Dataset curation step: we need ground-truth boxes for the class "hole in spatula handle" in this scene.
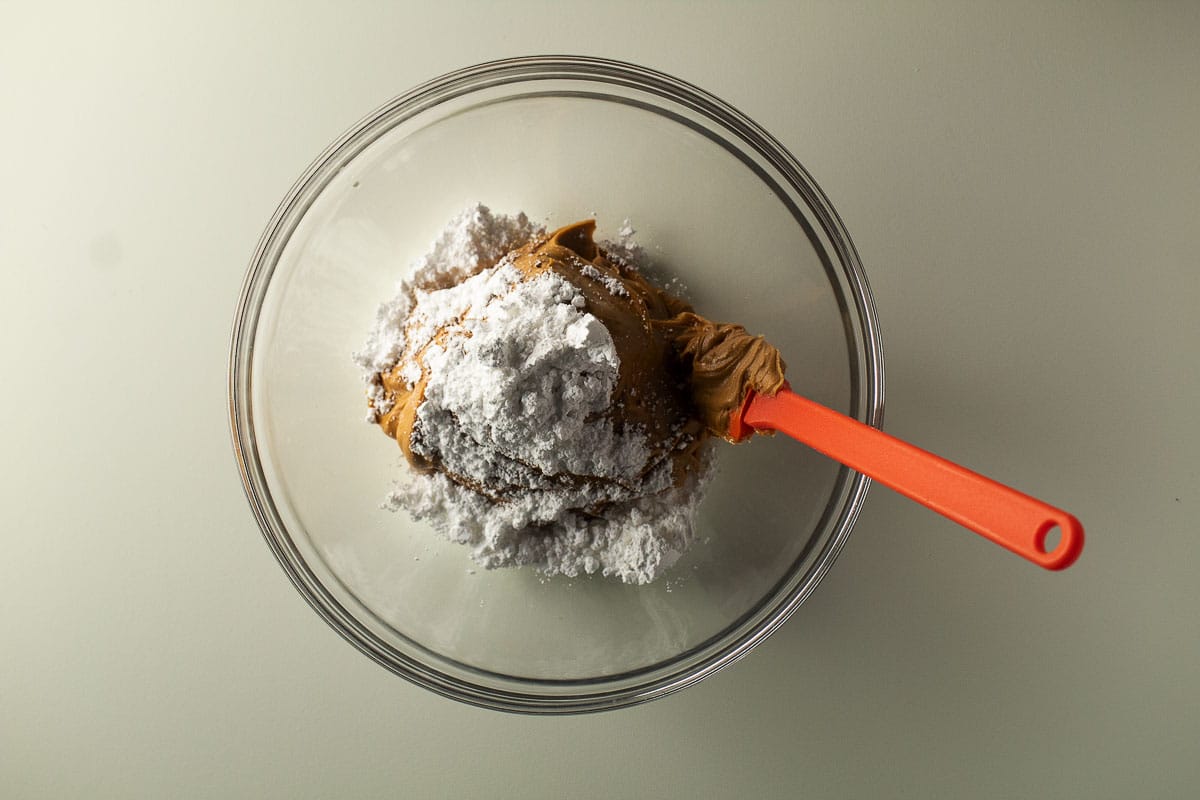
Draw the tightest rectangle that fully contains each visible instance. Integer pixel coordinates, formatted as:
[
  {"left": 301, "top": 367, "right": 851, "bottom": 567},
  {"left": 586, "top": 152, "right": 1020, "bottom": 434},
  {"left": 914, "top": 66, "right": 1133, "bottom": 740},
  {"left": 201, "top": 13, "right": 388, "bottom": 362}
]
[{"left": 1037, "top": 522, "right": 1063, "bottom": 555}]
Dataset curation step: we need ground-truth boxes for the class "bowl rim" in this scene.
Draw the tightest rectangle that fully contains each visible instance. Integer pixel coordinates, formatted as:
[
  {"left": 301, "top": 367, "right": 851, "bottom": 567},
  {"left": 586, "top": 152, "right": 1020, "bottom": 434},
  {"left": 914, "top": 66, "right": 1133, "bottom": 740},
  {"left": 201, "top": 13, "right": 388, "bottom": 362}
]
[{"left": 228, "top": 54, "right": 885, "bottom": 714}]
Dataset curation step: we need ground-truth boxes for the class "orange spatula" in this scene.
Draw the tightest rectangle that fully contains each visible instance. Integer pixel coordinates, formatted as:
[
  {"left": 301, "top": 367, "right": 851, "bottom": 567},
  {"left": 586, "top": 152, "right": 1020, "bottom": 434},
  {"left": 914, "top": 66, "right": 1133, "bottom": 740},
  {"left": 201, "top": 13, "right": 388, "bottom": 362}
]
[{"left": 730, "top": 384, "right": 1084, "bottom": 570}]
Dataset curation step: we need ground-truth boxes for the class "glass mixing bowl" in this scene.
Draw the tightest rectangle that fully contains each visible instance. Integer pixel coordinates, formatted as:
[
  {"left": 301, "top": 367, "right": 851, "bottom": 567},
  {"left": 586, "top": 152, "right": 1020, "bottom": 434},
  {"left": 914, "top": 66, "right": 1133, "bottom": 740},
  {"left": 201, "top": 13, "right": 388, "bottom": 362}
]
[{"left": 229, "top": 56, "right": 883, "bottom": 713}]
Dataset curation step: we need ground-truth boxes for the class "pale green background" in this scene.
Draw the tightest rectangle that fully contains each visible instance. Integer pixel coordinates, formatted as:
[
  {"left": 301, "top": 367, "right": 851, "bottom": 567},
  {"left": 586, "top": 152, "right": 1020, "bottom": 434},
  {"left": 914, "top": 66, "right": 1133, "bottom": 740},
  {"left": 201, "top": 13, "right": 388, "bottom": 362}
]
[{"left": 2, "top": 2, "right": 1197, "bottom": 798}]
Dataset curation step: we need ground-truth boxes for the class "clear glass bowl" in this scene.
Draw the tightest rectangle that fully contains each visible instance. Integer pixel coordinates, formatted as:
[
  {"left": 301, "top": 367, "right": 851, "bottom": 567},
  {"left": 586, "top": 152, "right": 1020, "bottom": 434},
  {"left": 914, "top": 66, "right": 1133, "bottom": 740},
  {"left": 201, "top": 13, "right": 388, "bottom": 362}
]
[{"left": 229, "top": 56, "right": 883, "bottom": 713}]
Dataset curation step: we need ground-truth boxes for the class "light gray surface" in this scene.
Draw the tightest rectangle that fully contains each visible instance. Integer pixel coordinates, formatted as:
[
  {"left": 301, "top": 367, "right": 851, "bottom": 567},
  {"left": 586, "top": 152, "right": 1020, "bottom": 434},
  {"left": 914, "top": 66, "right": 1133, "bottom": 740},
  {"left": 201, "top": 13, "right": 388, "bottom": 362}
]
[{"left": 2, "top": 2, "right": 1197, "bottom": 798}]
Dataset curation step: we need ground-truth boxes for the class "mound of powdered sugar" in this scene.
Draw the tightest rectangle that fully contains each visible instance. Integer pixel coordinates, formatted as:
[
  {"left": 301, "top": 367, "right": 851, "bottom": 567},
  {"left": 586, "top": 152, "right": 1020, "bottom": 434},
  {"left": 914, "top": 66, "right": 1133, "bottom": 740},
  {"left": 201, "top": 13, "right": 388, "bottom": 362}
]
[{"left": 355, "top": 204, "right": 712, "bottom": 584}]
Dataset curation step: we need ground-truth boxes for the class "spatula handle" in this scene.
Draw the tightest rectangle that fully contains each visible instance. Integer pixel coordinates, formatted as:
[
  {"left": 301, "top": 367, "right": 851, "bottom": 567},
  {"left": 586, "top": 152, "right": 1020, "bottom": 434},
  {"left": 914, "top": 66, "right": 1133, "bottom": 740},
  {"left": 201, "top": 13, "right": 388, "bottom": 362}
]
[{"left": 744, "top": 389, "right": 1083, "bottom": 570}]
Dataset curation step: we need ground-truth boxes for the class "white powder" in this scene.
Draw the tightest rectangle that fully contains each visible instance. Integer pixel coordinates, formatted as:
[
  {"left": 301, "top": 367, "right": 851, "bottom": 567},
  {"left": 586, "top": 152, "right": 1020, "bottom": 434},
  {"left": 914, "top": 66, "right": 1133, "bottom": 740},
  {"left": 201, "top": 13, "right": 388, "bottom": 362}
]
[
  {"left": 356, "top": 205, "right": 542, "bottom": 419},
  {"left": 355, "top": 205, "right": 711, "bottom": 584},
  {"left": 578, "top": 262, "right": 630, "bottom": 297}
]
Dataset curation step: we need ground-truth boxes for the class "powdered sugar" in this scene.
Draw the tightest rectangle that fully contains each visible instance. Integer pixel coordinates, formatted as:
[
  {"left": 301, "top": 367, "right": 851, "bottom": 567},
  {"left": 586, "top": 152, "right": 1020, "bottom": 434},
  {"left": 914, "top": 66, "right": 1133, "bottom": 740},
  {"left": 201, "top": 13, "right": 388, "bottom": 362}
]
[
  {"left": 356, "top": 205, "right": 711, "bottom": 584},
  {"left": 578, "top": 263, "right": 630, "bottom": 297},
  {"left": 355, "top": 205, "right": 541, "bottom": 419}
]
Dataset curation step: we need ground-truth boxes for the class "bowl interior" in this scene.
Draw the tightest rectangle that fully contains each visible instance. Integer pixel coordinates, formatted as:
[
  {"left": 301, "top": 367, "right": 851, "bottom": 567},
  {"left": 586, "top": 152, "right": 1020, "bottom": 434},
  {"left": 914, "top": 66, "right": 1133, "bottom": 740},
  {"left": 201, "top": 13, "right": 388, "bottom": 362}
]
[{"left": 238, "top": 61, "right": 877, "bottom": 707}]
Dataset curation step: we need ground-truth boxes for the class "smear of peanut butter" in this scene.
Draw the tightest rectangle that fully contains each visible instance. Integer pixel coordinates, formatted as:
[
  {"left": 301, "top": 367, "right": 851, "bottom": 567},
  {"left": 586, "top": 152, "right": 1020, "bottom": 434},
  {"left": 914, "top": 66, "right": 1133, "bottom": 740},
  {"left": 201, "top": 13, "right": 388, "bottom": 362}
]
[
  {"left": 378, "top": 350, "right": 431, "bottom": 472},
  {"left": 372, "top": 220, "right": 786, "bottom": 497}
]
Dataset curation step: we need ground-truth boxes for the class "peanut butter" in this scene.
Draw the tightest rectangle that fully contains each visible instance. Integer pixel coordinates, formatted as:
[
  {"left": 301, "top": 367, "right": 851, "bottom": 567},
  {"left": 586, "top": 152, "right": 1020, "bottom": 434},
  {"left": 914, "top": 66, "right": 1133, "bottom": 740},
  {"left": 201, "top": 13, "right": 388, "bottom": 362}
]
[{"left": 656, "top": 311, "right": 787, "bottom": 441}]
